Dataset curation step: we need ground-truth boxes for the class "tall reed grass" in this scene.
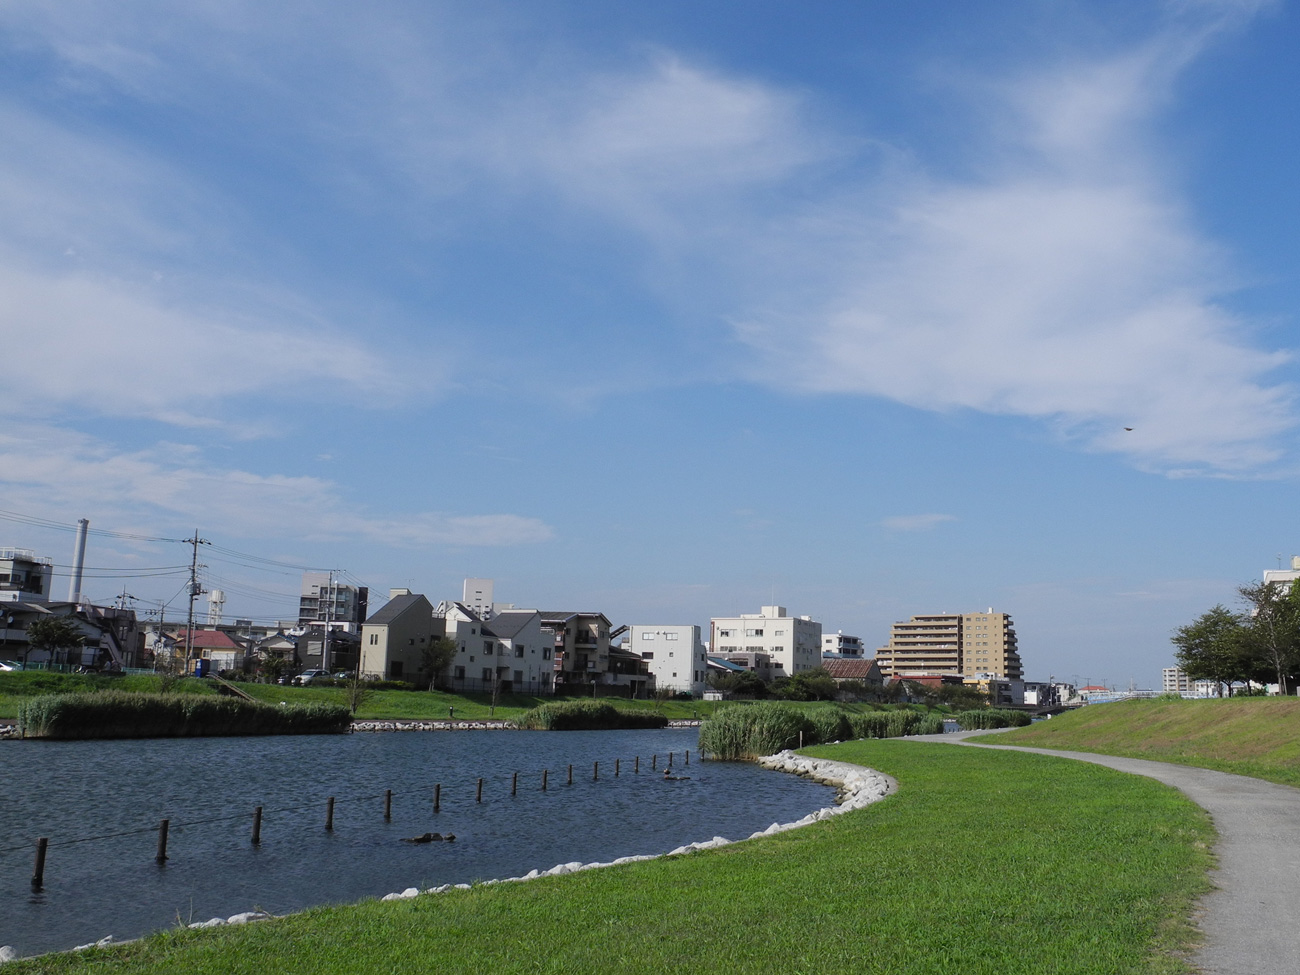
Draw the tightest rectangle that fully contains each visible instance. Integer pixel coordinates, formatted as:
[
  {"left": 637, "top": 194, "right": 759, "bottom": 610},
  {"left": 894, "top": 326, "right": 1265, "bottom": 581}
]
[
  {"left": 517, "top": 700, "right": 669, "bottom": 730},
  {"left": 700, "top": 703, "right": 946, "bottom": 760},
  {"left": 954, "top": 707, "right": 1032, "bottom": 730},
  {"left": 17, "top": 691, "right": 351, "bottom": 739}
]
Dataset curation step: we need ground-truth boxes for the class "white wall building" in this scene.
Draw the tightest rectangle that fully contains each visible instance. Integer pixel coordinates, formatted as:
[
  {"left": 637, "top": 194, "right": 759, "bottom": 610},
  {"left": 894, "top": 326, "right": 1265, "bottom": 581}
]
[
  {"left": 710, "top": 605, "right": 822, "bottom": 678},
  {"left": 821, "top": 631, "right": 864, "bottom": 658},
  {"left": 440, "top": 602, "right": 554, "bottom": 695},
  {"left": 629, "top": 624, "right": 707, "bottom": 696}
]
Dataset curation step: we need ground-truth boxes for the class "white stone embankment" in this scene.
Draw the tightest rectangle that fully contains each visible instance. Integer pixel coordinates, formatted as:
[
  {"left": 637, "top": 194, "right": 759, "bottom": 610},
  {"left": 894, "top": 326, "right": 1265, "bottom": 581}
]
[{"left": 0, "top": 750, "right": 893, "bottom": 962}]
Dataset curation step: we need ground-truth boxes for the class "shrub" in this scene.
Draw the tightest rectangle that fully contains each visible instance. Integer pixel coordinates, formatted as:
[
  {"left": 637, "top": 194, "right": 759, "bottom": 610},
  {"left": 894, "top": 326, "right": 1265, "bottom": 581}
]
[
  {"left": 517, "top": 700, "right": 669, "bottom": 731},
  {"left": 698, "top": 703, "right": 815, "bottom": 760},
  {"left": 17, "top": 692, "right": 351, "bottom": 739}
]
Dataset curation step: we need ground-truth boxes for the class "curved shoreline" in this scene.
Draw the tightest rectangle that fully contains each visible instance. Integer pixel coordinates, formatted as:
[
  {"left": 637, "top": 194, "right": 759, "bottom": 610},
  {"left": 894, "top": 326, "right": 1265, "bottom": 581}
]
[{"left": 5, "top": 751, "right": 892, "bottom": 960}]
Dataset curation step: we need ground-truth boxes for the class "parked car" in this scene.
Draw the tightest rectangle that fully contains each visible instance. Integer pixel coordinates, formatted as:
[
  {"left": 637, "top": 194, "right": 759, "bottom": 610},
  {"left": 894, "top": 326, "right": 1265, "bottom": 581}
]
[
  {"left": 293, "top": 669, "right": 331, "bottom": 685},
  {"left": 331, "top": 671, "right": 354, "bottom": 681},
  {"left": 0, "top": 660, "right": 22, "bottom": 671}
]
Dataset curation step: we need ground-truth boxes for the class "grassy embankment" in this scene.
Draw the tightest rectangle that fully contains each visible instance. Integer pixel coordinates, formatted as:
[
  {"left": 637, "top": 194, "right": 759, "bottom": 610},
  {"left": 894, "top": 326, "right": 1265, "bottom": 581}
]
[
  {"left": 980, "top": 696, "right": 1300, "bottom": 788},
  {"left": 4, "top": 739, "right": 1213, "bottom": 975}
]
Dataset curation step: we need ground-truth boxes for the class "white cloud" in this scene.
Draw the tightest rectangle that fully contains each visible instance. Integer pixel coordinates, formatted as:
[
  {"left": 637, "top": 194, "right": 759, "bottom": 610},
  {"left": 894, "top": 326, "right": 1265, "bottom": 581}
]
[
  {"left": 730, "top": 10, "right": 1293, "bottom": 474},
  {"left": 880, "top": 514, "right": 957, "bottom": 533},
  {"left": 0, "top": 426, "right": 555, "bottom": 548}
]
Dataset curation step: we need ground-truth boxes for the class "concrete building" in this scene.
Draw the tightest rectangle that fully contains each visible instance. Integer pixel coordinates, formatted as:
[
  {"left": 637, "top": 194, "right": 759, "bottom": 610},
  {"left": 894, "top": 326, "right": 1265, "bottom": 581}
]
[
  {"left": 821, "top": 631, "right": 865, "bottom": 658},
  {"left": 0, "top": 548, "right": 53, "bottom": 603},
  {"left": 710, "top": 606, "right": 822, "bottom": 678},
  {"left": 629, "top": 624, "right": 707, "bottom": 696},
  {"left": 1262, "top": 556, "right": 1300, "bottom": 590},
  {"left": 1163, "top": 667, "right": 1192, "bottom": 695},
  {"left": 298, "top": 572, "right": 368, "bottom": 632},
  {"left": 709, "top": 650, "right": 781, "bottom": 683},
  {"left": 360, "top": 590, "right": 441, "bottom": 683},
  {"left": 876, "top": 609, "right": 1022, "bottom": 680}
]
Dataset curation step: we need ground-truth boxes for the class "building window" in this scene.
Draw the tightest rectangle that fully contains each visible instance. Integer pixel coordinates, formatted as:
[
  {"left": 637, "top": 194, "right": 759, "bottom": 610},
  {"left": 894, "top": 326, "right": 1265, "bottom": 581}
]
[
  {"left": 664, "top": 632, "right": 679, "bottom": 641},
  {"left": 641, "top": 632, "right": 656, "bottom": 640},
  {"left": 484, "top": 640, "right": 493, "bottom": 654},
  {"left": 482, "top": 668, "right": 492, "bottom": 681},
  {"left": 543, "top": 648, "right": 552, "bottom": 660},
  {"left": 718, "top": 629, "right": 733, "bottom": 637},
  {"left": 514, "top": 646, "right": 524, "bottom": 658},
  {"left": 745, "top": 629, "right": 764, "bottom": 637},
  {"left": 454, "top": 666, "right": 465, "bottom": 679},
  {"left": 642, "top": 652, "right": 654, "bottom": 660}
]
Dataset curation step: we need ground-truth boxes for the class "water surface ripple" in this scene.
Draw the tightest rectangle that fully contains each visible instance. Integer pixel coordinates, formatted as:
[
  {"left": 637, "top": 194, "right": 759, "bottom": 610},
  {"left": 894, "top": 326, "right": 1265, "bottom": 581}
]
[{"left": 0, "top": 728, "right": 832, "bottom": 956}]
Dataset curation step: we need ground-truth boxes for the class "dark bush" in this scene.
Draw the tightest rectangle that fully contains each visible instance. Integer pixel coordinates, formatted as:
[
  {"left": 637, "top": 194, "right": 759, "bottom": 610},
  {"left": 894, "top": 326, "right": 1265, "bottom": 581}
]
[{"left": 517, "top": 700, "right": 669, "bottom": 730}]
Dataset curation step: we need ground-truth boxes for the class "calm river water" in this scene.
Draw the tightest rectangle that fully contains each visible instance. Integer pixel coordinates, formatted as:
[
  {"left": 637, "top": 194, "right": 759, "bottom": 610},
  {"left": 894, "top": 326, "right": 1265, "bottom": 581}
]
[{"left": 0, "top": 728, "right": 833, "bottom": 957}]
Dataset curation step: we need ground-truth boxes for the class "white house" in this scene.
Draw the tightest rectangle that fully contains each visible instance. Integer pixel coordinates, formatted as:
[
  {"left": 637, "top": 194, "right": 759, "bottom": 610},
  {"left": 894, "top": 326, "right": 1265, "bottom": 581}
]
[
  {"left": 628, "top": 624, "right": 707, "bottom": 696},
  {"left": 439, "top": 602, "right": 554, "bottom": 695}
]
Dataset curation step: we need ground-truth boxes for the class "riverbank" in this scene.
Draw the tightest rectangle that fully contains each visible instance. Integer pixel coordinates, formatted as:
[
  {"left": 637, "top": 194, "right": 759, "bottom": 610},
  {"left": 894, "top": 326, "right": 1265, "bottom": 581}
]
[{"left": 0, "top": 739, "right": 1212, "bottom": 974}]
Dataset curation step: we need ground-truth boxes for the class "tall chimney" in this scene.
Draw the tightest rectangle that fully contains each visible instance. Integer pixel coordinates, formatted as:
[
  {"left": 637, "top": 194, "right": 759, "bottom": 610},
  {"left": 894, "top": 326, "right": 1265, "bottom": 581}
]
[{"left": 68, "top": 518, "right": 89, "bottom": 603}]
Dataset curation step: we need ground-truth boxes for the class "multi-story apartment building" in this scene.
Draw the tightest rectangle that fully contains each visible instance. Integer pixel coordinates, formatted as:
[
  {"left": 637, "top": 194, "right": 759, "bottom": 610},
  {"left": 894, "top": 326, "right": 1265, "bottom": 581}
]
[
  {"left": 876, "top": 609, "right": 1022, "bottom": 679},
  {"left": 298, "top": 572, "right": 368, "bottom": 632},
  {"left": 710, "top": 606, "right": 822, "bottom": 678},
  {"left": 1162, "top": 667, "right": 1191, "bottom": 695},
  {"left": 0, "top": 548, "right": 53, "bottom": 603},
  {"left": 821, "top": 631, "right": 865, "bottom": 658},
  {"left": 629, "top": 624, "right": 707, "bottom": 696}
]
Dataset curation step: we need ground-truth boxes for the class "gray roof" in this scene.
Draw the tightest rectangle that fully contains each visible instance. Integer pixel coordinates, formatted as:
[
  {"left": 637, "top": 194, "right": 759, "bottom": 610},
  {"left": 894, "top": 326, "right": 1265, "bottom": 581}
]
[
  {"left": 365, "top": 593, "right": 431, "bottom": 626},
  {"left": 483, "top": 610, "right": 539, "bottom": 641}
]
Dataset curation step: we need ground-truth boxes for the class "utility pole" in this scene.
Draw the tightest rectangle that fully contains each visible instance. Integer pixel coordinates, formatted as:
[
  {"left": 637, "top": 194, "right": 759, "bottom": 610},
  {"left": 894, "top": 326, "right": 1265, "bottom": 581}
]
[
  {"left": 183, "top": 531, "right": 210, "bottom": 674},
  {"left": 322, "top": 568, "right": 336, "bottom": 674}
]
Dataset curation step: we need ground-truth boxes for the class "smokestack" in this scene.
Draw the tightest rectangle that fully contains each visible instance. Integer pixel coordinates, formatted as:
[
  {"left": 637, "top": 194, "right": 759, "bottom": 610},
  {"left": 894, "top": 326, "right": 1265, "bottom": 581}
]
[{"left": 68, "top": 518, "right": 89, "bottom": 603}]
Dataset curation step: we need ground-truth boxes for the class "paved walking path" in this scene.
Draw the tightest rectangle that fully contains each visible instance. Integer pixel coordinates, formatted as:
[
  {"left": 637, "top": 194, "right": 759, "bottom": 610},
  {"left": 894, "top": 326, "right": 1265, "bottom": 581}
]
[{"left": 913, "top": 731, "right": 1300, "bottom": 975}]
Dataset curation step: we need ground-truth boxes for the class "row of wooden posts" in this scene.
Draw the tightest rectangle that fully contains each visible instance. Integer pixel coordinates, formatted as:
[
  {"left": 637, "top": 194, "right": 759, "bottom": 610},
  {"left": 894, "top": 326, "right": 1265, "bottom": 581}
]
[{"left": 29, "top": 750, "right": 688, "bottom": 888}]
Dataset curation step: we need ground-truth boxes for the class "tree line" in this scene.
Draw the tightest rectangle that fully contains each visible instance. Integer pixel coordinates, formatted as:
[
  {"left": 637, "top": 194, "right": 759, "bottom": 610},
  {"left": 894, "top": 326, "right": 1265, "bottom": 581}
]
[{"left": 1172, "top": 580, "right": 1300, "bottom": 695}]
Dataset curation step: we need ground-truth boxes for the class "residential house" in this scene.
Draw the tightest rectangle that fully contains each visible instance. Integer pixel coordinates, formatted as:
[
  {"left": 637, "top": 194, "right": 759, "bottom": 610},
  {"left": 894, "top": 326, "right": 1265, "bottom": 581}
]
[
  {"left": 440, "top": 602, "right": 555, "bottom": 695},
  {"left": 360, "top": 590, "right": 441, "bottom": 683},
  {"left": 823, "top": 657, "right": 884, "bottom": 690}
]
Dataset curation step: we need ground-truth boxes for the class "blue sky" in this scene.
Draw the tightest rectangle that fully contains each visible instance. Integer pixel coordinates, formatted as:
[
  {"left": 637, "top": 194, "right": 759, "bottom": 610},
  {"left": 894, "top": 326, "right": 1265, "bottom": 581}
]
[{"left": 2, "top": 0, "right": 1298, "bottom": 688}]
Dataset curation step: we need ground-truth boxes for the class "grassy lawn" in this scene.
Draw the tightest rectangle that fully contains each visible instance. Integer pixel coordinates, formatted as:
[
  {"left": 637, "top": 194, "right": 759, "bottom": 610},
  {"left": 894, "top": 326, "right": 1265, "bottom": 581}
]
[
  {"left": 6, "top": 740, "right": 1213, "bottom": 975},
  {"left": 981, "top": 697, "right": 1300, "bottom": 788}
]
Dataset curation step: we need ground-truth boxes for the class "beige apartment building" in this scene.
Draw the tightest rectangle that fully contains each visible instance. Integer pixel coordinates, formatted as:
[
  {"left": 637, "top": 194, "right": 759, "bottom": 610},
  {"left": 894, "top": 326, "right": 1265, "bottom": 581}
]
[{"left": 876, "top": 609, "right": 1022, "bottom": 680}]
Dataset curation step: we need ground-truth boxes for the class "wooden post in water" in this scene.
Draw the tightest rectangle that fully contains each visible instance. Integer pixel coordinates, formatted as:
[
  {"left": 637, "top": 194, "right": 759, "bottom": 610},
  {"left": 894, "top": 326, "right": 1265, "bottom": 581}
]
[
  {"left": 593, "top": 761, "right": 599, "bottom": 781},
  {"left": 434, "top": 783, "right": 441, "bottom": 813},
  {"left": 635, "top": 755, "right": 640, "bottom": 774},
  {"left": 476, "top": 778, "right": 484, "bottom": 803},
  {"left": 542, "top": 769, "right": 549, "bottom": 791},
  {"left": 155, "top": 820, "right": 170, "bottom": 863},
  {"left": 668, "top": 751, "right": 673, "bottom": 767},
  {"left": 252, "top": 806, "right": 263, "bottom": 845},
  {"left": 512, "top": 772, "right": 518, "bottom": 797},
  {"left": 567, "top": 764, "right": 573, "bottom": 785},
  {"left": 652, "top": 754, "right": 657, "bottom": 771},
  {"left": 31, "top": 837, "right": 48, "bottom": 888},
  {"left": 384, "top": 790, "right": 392, "bottom": 821},
  {"left": 325, "top": 798, "right": 335, "bottom": 831},
  {"left": 685, "top": 749, "right": 690, "bottom": 766},
  {"left": 615, "top": 758, "right": 620, "bottom": 777}
]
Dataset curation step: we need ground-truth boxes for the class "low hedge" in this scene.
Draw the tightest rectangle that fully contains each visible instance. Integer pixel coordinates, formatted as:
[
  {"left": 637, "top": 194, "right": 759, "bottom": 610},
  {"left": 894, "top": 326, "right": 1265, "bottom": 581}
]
[
  {"left": 17, "top": 691, "right": 351, "bottom": 739},
  {"left": 517, "top": 700, "right": 669, "bottom": 731}
]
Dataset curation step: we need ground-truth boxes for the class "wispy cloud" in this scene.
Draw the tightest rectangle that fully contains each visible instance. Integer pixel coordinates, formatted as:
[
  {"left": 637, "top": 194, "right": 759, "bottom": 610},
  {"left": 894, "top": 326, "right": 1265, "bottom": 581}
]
[
  {"left": 0, "top": 426, "right": 555, "bottom": 548},
  {"left": 880, "top": 513, "right": 957, "bottom": 533}
]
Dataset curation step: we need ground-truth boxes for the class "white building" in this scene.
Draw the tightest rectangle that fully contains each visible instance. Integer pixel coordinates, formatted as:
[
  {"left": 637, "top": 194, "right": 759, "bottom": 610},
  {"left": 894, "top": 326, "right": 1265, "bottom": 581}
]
[
  {"left": 0, "top": 548, "right": 53, "bottom": 603},
  {"left": 710, "top": 605, "right": 822, "bottom": 678},
  {"left": 439, "top": 602, "right": 554, "bottom": 695},
  {"left": 821, "top": 631, "right": 864, "bottom": 658},
  {"left": 629, "top": 624, "right": 707, "bottom": 696},
  {"left": 1263, "top": 556, "right": 1300, "bottom": 589},
  {"left": 1162, "top": 667, "right": 1191, "bottom": 695}
]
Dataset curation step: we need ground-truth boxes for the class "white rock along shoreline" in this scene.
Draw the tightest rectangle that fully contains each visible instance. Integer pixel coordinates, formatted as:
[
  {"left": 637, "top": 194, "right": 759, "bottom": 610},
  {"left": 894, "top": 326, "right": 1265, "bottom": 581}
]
[{"left": 0, "top": 750, "right": 894, "bottom": 962}]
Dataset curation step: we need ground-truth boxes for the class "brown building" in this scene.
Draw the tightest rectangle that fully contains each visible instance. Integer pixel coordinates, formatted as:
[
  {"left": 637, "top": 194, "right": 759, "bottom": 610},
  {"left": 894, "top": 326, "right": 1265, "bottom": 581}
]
[{"left": 876, "top": 609, "right": 1022, "bottom": 680}]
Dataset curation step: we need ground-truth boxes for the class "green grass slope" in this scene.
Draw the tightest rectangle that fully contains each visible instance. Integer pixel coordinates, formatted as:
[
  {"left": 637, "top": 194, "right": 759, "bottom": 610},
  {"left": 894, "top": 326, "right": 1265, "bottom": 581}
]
[
  {"left": 982, "top": 697, "right": 1300, "bottom": 788},
  {"left": 8, "top": 740, "right": 1213, "bottom": 975}
]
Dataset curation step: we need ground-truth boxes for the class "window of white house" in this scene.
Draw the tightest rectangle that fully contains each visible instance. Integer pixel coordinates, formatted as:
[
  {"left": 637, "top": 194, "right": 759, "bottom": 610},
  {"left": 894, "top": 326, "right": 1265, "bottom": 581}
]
[
  {"left": 514, "top": 670, "right": 523, "bottom": 683},
  {"left": 515, "top": 646, "right": 524, "bottom": 658},
  {"left": 641, "top": 632, "right": 656, "bottom": 640},
  {"left": 454, "top": 666, "right": 465, "bottom": 679},
  {"left": 481, "top": 668, "right": 492, "bottom": 681},
  {"left": 664, "top": 632, "right": 679, "bottom": 640},
  {"left": 483, "top": 640, "right": 493, "bottom": 654},
  {"left": 543, "top": 648, "right": 552, "bottom": 660},
  {"left": 745, "top": 629, "right": 763, "bottom": 637},
  {"left": 718, "top": 629, "right": 734, "bottom": 637},
  {"left": 642, "top": 652, "right": 654, "bottom": 660}
]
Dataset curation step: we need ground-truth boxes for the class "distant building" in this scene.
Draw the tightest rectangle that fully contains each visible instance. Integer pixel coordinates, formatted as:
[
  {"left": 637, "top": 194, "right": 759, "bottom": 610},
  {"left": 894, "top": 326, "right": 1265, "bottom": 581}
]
[
  {"left": 710, "top": 606, "right": 822, "bottom": 678},
  {"left": 0, "top": 548, "right": 53, "bottom": 603},
  {"left": 298, "top": 572, "right": 368, "bottom": 632},
  {"left": 1263, "top": 556, "right": 1300, "bottom": 590},
  {"left": 821, "top": 632, "right": 865, "bottom": 658},
  {"left": 1163, "top": 667, "right": 1191, "bottom": 695},
  {"left": 823, "top": 657, "right": 884, "bottom": 689},
  {"left": 440, "top": 602, "right": 555, "bottom": 695},
  {"left": 876, "top": 609, "right": 1022, "bottom": 680},
  {"left": 629, "top": 624, "right": 707, "bottom": 696}
]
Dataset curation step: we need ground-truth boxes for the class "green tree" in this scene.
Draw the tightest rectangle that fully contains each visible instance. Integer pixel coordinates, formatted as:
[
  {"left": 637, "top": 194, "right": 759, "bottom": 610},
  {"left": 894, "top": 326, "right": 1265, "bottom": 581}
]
[
  {"left": 1237, "top": 581, "right": 1300, "bottom": 695},
  {"left": 23, "top": 615, "right": 87, "bottom": 667},
  {"left": 421, "top": 636, "right": 458, "bottom": 690},
  {"left": 1172, "top": 604, "right": 1248, "bottom": 696}
]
